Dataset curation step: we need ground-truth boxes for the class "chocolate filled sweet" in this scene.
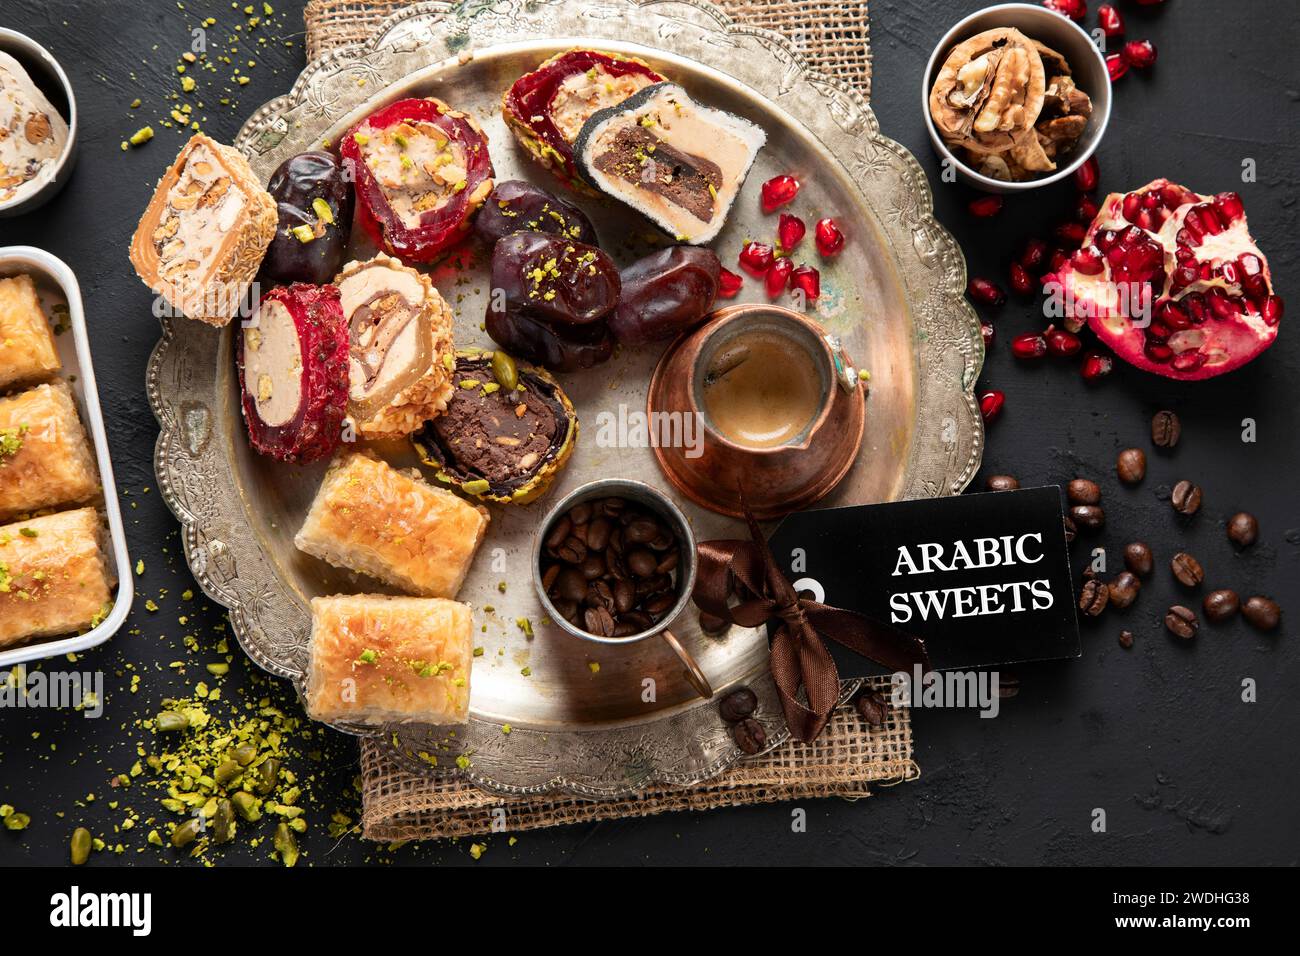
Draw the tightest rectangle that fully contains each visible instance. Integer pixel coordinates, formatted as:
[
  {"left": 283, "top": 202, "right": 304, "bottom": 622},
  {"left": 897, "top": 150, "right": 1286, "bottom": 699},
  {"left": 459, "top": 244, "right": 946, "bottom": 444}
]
[
  {"left": 413, "top": 350, "right": 577, "bottom": 505},
  {"left": 340, "top": 97, "right": 494, "bottom": 264},
  {"left": 473, "top": 179, "right": 598, "bottom": 247},
  {"left": 263, "top": 151, "right": 355, "bottom": 285},
  {"left": 501, "top": 49, "right": 665, "bottom": 191},
  {"left": 335, "top": 255, "right": 455, "bottom": 439},
  {"left": 237, "top": 283, "right": 350, "bottom": 464},
  {"left": 573, "top": 82, "right": 765, "bottom": 244}
]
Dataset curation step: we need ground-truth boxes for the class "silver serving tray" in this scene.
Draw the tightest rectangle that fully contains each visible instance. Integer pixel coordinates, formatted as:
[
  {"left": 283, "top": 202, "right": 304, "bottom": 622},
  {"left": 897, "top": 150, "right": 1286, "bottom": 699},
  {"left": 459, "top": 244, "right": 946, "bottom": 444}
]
[{"left": 147, "top": 0, "right": 983, "bottom": 798}]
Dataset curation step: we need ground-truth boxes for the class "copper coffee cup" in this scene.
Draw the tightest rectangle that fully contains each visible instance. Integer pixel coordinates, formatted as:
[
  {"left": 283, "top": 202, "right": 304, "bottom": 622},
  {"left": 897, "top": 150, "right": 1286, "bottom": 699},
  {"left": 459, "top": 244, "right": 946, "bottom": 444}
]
[{"left": 647, "top": 304, "right": 866, "bottom": 519}]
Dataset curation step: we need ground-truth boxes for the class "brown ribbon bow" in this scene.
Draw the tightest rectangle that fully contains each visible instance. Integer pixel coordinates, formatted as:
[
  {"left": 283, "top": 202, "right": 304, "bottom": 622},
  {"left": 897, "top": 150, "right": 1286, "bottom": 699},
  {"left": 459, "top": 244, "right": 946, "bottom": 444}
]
[{"left": 694, "top": 501, "right": 930, "bottom": 743}]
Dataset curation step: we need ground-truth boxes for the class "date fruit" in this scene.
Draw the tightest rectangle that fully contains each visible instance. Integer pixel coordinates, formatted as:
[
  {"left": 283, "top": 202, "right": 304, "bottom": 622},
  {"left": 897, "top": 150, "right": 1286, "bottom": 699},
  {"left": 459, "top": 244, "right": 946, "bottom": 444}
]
[
  {"left": 609, "top": 246, "right": 720, "bottom": 345},
  {"left": 263, "top": 151, "right": 354, "bottom": 285},
  {"left": 473, "top": 179, "right": 598, "bottom": 247}
]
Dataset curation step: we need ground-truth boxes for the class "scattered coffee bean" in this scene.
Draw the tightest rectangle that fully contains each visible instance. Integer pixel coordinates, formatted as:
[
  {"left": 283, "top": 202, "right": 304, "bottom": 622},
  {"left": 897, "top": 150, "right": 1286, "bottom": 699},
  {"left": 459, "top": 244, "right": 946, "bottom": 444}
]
[
  {"left": 1070, "top": 504, "right": 1105, "bottom": 532},
  {"left": 1170, "top": 480, "right": 1202, "bottom": 516},
  {"left": 1170, "top": 551, "right": 1204, "bottom": 588},
  {"left": 1226, "top": 512, "right": 1258, "bottom": 549},
  {"left": 985, "top": 474, "right": 1020, "bottom": 491},
  {"left": 718, "top": 687, "right": 758, "bottom": 723},
  {"left": 1202, "top": 589, "right": 1240, "bottom": 623},
  {"left": 1063, "top": 515, "right": 1077, "bottom": 543},
  {"left": 1164, "top": 605, "right": 1198, "bottom": 639},
  {"left": 1151, "top": 410, "right": 1181, "bottom": 448},
  {"left": 1116, "top": 448, "right": 1147, "bottom": 485},
  {"left": 854, "top": 689, "right": 889, "bottom": 727},
  {"left": 1242, "top": 596, "right": 1281, "bottom": 632},
  {"left": 1108, "top": 571, "right": 1141, "bottom": 609},
  {"left": 732, "top": 717, "right": 767, "bottom": 754},
  {"left": 1124, "top": 542, "right": 1154, "bottom": 577},
  {"left": 699, "top": 611, "right": 728, "bottom": 635},
  {"left": 543, "top": 496, "right": 682, "bottom": 636},
  {"left": 1067, "top": 479, "right": 1101, "bottom": 505},
  {"left": 1118, "top": 629, "right": 1134, "bottom": 649},
  {"left": 1079, "top": 577, "right": 1109, "bottom": 617}
]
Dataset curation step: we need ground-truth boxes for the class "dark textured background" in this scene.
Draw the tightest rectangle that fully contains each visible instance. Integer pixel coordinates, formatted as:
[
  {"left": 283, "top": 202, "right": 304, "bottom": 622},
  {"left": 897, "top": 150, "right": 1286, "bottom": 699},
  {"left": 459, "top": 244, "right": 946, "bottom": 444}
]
[{"left": 0, "top": 0, "right": 1296, "bottom": 866}]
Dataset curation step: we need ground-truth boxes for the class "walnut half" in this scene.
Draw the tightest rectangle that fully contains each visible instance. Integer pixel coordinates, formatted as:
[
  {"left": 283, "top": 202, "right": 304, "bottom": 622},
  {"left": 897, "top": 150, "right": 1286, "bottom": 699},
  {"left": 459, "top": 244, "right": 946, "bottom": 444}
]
[{"left": 929, "top": 28, "right": 1046, "bottom": 156}]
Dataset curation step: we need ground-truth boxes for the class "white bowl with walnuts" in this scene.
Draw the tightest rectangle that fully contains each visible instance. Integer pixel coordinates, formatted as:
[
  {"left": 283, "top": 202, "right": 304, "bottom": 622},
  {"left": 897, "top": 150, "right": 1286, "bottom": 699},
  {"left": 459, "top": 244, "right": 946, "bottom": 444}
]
[{"left": 922, "top": 3, "right": 1111, "bottom": 192}]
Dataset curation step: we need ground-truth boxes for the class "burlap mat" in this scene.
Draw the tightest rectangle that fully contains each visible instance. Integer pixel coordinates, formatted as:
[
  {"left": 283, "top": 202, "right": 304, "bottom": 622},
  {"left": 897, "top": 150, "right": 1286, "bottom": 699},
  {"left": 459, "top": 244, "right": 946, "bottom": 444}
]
[
  {"left": 305, "top": 0, "right": 889, "bottom": 841},
  {"left": 303, "top": 0, "right": 871, "bottom": 100}
]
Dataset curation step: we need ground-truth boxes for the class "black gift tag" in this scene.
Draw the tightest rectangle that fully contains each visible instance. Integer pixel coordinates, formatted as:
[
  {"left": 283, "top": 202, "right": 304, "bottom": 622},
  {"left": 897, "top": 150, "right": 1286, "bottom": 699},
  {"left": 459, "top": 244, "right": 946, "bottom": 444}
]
[{"left": 767, "top": 486, "right": 1079, "bottom": 674}]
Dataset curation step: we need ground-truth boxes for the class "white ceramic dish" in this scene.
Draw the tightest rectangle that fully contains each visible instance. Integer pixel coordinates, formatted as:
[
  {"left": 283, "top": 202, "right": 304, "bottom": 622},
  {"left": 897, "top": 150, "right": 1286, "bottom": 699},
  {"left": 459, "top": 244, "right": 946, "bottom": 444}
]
[
  {"left": 0, "top": 246, "right": 132, "bottom": 666},
  {"left": 0, "top": 28, "right": 79, "bottom": 217},
  {"left": 922, "top": 3, "right": 1111, "bottom": 193}
]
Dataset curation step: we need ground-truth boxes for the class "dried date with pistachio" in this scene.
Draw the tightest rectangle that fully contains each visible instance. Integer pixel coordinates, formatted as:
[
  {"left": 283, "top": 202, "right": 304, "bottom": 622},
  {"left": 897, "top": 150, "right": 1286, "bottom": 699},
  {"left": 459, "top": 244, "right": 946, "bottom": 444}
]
[
  {"left": 263, "top": 150, "right": 355, "bottom": 285},
  {"left": 474, "top": 179, "right": 598, "bottom": 246}
]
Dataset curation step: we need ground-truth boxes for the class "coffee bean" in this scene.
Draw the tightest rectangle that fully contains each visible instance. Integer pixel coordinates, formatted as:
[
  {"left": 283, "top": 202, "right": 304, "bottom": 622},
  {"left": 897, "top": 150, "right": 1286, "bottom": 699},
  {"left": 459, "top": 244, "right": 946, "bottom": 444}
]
[
  {"left": 1164, "top": 605, "right": 1198, "bottom": 639},
  {"left": 583, "top": 605, "right": 615, "bottom": 637},
  {"left": 1079, "top": 577, "right": 1109, "bottom": 617},
  {"left": 655, "top": 549, "right": 680, "bottom": 574},
  {"left": 985, "top": 474, "right": 1020, "bottom": 491},
  {"left": 1067, "top": 479, "right": 1101, "bottom": 505},
  {"left": 556, "top": 536, "right": 587, "bottom": 564},
  {"left": 599, "top": 496, "right": 626, "bottom": 517},
  {"left": 585, "top": 579, "right": 615, "bottom": 611},
  {"left": 624, "top": 518, "right": 659, "bottom": 544},
  {"left": 613, "top": 579, "right": 636, "bottom": 614},
  {"left": 718, "top": 687, "right": 758, "bottom": 723},
  {"left": 1108, "top": 571, "right": 1141, "bottom": 609},
  {"left": 569, "top": 502, "right": 592, "bottom": 525},
  {"left": 1226, "top": 512, "right": 1258, "bottom": 548},
  {"left": 1151, "top": 410, "right": 1181, "bottom": 448},
  {"left": 1124, "top": 542, "right": 1154, "bottom": 577},
  {"left": 1063, "top": 515, "right": 1077, "bottom": 543},
  {"left": 541, "top": 563, "right": 560, "bottom": 592},
  {"left": 553, "top": 567, "right": 588, "bottom": 603},
  {"left": 579, "top": 553, "right": 606, "bottom": 580},
  {"left": 1170, "top": 480, "right": 1202, "bottom": 516},
  {"left": 1070, "top": 504, "right": 1105, "bottom": 532},
  {"left": 1118, "top": 630, "right": 1134, "bottom": 649},
  {"left": 544, "top": 515, "right": 572, "bottom": 550},
  {"left": 699, "top": 611, "right": 728, "bottom": 634},
  {"left": 1116, "top": 448, "right": 1147, "bottom": 485},
  {"left": 732, "top": 718, "right": 767, "bottom": 754},
  {"left": 627, "top": 548, "right": 657, "bottom": 577},
  {"left": 1242, "top": 596, "right": 1281, "bottom": 631},
  {"left": 1203, "top": 589, "right": 1240, "bottom": 623},
  {"left": 854, "top": 689, "right": 888, "bottom": 727},
  {"left": 644, "top": 592, "right": 677, "bottom": 617},
  {"left": 1170, "top": 551, "right": 1204, "bottom": 588},
  {"left": 586, "top": 516, "right": 611, "bottom": 551}
]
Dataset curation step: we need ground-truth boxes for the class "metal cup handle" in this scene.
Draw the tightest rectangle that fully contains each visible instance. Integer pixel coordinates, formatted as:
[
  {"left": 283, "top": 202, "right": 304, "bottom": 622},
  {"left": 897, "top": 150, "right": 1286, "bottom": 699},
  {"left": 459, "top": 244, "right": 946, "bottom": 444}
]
[{"left": 659, "top": 629, "right": 713, "bottom": 700}]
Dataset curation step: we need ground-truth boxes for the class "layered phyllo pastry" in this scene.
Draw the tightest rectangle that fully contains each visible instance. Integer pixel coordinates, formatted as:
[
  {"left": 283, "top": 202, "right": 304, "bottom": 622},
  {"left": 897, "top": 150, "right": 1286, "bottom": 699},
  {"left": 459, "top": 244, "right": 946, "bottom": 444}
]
[
  {"left": 305, "top": 594, "right": 473, "bottom": 725},
  {"left": 295, "top": 451, "right": 489, "bottom": 599},
  {"left": 0, "top": 508, "right": 115, "bottom": 649},
  {"left": 129, "top": 133, "right": 277, "bottom": 326},
  {"left": 0, "top": 273, "right": 61, "bottom": 390},
  {"left": 0, "top": 381, "right": 99, "bottom": 522}
]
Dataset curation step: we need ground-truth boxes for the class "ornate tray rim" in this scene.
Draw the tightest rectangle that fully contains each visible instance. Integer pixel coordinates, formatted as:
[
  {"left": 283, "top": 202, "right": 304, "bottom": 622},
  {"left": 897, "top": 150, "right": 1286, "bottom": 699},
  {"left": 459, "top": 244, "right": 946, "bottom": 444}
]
[{"left": 147, "top": 0, "right": 983, "bottom": 799}]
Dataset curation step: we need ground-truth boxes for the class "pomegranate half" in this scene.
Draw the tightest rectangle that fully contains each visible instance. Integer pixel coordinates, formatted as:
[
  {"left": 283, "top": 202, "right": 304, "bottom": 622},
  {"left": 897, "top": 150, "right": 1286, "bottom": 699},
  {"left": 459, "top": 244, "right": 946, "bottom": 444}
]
[{"left": 1050, "top": 179, "right": 1283, "bottom": 380}]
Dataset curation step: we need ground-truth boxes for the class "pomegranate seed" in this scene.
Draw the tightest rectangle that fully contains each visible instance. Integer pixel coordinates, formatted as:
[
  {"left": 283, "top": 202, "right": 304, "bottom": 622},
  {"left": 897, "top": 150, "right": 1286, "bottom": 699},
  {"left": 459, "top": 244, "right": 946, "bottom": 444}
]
[
  {"left": 979, "top": 390, "right": 1005, "bottom": 424},
  {"left": 1075, "top": 194, "right": 1099, "bottom": 223},
  {"left": 765, "top": 257, "right": 793, "bottom": 297},
  {"left": 1106, "top": 53, "right": 1128, "bottom": 82},
  {"left": 738, "top": 241, "right": 774, "bottom": 276},
  {"left": 1007, "top": 262, "right": 1033, "bottom": 297},
  {"left": 1074, "top": 157, "right": 1099, "bottom": 193},
  {"left": 1045, "top": 326, "right": 1082, "bottom": 357},
  {"left": 760, "top": 174, "right": 799, "bottom": 213},
  {"left": 1011, "top": 332, "right": 1048, "bottom": 360},
  {"left": 981, "top": 322, "right": 995, "bottom": 348},
  {"left": 1080, "top": 350, "right": 1114, "bottom": 382},
  {"left": 1020, "top": 238, "right": 1049, "bottom": 272},
  {"left": 1054, "top": 221, "right": 1087, "bottom": 247},
  {"left": 1121, "top": 39, "right": 1157, "bottom": 70},
  {"left": 1262, "top": 295, "right": 1285, "bottom": 326},
  {"left": 1041, "top": 0, "right": 1085, "bottom": 21},
  {"left": 1121, "top": 192, "right": 1142, "bottom": 222},
  {"left": 814, "top": 217, "right": 845, "bottom": 257},
  {"left": 1047, "top": 248, "right": 1070, "bottom": 274},
  {"left": 968, "top": 194, "right": 1005, "bottom": 218},
  {"left": 789, "top": 264, "right": 820, "bottom": 302},
  {"left": 1097, "top": 4, "right": 1124, "bottom": 37},
  {"left": 717, "top": 267, "right": 743, "bottom": 298},
  {"left": 1071, "top": 248, "right": 1104, "bottom": 275},
  {"left": 967, "top": 276, "right": 1006, "bottom": 307},
  {"left": 777, "top": 213, "right": 806, "bottom": 252},
  {"left": 1214, "top": 191, "right": 1245, "bottom": 223}
]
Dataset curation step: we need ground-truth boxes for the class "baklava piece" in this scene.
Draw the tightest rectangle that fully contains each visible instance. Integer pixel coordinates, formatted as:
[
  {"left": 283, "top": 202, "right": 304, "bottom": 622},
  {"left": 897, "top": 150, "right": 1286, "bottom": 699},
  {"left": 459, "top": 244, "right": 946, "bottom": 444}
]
[
  {"left": 335, "top": 255, "right": 455, "bottom": 439},
  {"left": 237, "top": 283, "right": 349, "bottom": 464},
  {"left": 129, "top": 133, "right": 277, "bottom": 326},
  {"left": 413, "top": 350, "right": 577, "bottom": 505},
  {"left": 574, "top": 82, "right": 766, "bottom": 244},
  {"left": 502, "top": 49, "right": 664, "bottom": 191},
  {"left": 0, "top": 508, "right": 115, "bottom": 649},
  {"left": 341, "top": 97, "right": 494, "bottom": 264},
  {"left": 0, "top": 381, "right": 99, "bottom": 522},
  {"left": 305, "top": 594, "right": 473, "bottom": 726},
  {"left": 0, "top": 273, "right": 60, "bottom": 390},
  {"left": 0, "top": 50, "right": 70, "bottom": 206},
  {"left": 295, "top": 451, "right": 489, "bottom": 599}
]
